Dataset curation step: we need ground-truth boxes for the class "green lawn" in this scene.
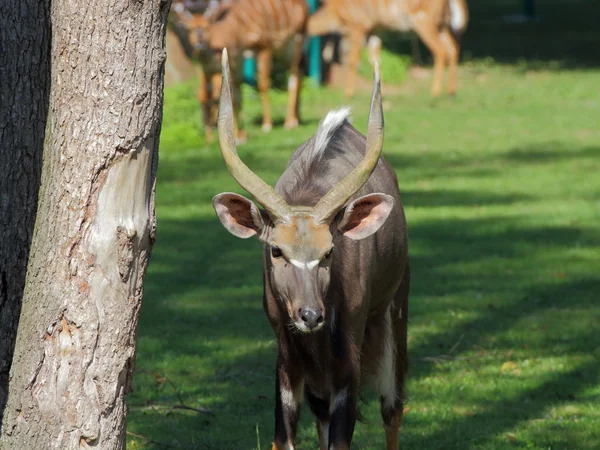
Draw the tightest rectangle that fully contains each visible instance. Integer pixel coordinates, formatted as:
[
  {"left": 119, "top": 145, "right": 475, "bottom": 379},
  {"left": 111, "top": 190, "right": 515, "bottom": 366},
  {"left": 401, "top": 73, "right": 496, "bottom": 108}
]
[{"left": 127, "top": 4, "right": 600, "bottom": 448}]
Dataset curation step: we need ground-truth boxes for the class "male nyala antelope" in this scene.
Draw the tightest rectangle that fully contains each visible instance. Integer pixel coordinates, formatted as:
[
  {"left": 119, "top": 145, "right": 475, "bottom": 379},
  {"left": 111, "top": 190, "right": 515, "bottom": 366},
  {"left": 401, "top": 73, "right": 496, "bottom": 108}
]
[
  {"left": 213, "top": 49, "right": 410, "bottom": 450},
  {"left": 171, "top": 0, "right": 308, "bottom": 143},
  {"left": 308, "top": 0, "right": 469, "bottom": 98}
]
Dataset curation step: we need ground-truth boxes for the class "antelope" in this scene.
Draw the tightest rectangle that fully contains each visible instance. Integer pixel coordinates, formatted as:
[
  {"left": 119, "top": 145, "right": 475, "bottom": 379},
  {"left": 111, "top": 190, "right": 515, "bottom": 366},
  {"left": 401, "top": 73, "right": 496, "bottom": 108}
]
[
  {"left": 308, "top": 0, "right": 469, "bottom": 98},
  {"left": 213, "top": 49, "right": 410, "bottom": 450},
  {"left": 170, "top": 0, "right": 308, "bottom": 143}
]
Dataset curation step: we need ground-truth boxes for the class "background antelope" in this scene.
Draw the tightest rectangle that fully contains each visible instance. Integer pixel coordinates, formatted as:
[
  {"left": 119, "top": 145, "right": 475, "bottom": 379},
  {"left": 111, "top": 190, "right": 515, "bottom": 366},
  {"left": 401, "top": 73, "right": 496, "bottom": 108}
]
[
  {"left": 308, "top": 0, "right": 469, "bottom": 97},
  {"left": 213, "top": 49, "right": 410, "bottom": 450},
  {"left": 171, "top": 0, "right": 308, "bottom": 143}
]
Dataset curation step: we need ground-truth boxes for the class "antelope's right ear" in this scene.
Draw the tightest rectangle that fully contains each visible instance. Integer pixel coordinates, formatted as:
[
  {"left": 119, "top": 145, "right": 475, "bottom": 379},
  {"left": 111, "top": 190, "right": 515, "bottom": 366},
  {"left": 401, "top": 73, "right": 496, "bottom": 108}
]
[{"left": 212, "top": 193, "right": 265, "bottom": 239}]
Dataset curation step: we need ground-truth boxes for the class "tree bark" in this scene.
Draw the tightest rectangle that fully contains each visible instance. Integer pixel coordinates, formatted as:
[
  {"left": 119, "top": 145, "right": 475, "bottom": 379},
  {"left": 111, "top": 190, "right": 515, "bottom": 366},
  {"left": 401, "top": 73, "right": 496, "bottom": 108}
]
[
  {"left": 1, "top": 0, "right": 170, "bottom": 448},
  {"left": 0, "top": 0, "right": 50, "bottom": 418}
]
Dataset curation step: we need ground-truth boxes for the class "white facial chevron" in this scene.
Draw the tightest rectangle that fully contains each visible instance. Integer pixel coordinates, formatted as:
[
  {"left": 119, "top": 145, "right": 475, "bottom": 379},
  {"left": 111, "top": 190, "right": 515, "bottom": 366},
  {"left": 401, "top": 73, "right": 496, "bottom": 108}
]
[{"left": 290, "top": 259, "right": 319, "bottom": 270}]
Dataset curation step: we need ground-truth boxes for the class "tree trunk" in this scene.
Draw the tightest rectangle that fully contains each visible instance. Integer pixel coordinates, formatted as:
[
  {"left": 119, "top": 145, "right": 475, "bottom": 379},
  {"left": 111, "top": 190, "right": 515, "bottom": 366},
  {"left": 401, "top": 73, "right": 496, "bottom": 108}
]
[
  {"left": 1, "top": 0, "right": 170, "bottom": 448},
  {"left": 0, "top": 0, "right": 50, "bottom": 418}
]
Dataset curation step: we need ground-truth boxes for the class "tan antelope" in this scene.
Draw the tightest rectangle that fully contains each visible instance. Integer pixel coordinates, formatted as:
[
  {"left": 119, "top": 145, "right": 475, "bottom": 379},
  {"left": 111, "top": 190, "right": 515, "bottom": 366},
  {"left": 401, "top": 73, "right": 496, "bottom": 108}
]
[
  {"left": 213, "top": 49, "right": 410, "bottom": 450},
  {"left": 171, "top": 0, "right": 308, "bottom": 143},
  {"left": 308, "top": 0, "right": 469, "bottom": 97}
]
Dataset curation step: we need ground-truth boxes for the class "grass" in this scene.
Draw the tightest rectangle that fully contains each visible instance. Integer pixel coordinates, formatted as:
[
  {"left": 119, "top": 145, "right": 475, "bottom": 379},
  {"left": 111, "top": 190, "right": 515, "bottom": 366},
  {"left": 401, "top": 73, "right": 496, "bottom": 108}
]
[{"left": 127, "top": 2, "right": 600, "bottom": 448}]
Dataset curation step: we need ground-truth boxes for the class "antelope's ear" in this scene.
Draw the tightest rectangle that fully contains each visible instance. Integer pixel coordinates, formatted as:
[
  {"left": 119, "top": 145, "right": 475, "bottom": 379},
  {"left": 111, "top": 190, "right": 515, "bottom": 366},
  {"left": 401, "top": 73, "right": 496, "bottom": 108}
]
[
  {"left": 338, "top": 193, "right": 394, "bottom": 240},
  {"left": 212, "top": 193, "right": 265, "bottom": 239}
]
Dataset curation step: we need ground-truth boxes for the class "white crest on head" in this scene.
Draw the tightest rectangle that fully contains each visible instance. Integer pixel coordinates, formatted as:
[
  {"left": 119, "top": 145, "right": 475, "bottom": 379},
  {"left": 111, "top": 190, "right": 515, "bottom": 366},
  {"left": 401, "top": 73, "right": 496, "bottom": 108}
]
[{"left": 309, "top": 107, "right": 351, "bottom": 163}]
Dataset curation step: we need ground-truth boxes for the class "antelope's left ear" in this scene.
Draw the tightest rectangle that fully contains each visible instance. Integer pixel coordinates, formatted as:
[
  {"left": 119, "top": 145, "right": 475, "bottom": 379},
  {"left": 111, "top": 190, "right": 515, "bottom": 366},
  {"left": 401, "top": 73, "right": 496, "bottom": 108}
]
[{"left": 338, "top": 193, "right": 394, "bottom": 240}]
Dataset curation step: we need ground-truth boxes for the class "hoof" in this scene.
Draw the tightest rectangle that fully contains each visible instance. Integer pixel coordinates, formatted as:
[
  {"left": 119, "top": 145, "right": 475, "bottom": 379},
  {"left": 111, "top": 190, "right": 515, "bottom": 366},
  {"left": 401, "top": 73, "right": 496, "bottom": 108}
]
[
  {"left": 261, "top": 123, "right": 273, "bottom": 132},
  {"left": 235, "top": 131, "right": 248, "bottom": 145},
  {"left": 284, "top": 119, "right": 299, "bottom": 129},
  {"left": 204, "top": 128, "right": 215, "bottom": 144}
]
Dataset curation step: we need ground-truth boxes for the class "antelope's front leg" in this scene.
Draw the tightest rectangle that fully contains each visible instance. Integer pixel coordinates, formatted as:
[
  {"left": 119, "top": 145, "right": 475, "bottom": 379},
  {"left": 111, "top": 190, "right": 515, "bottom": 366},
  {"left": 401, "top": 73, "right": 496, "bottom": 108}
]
[
  {"left": 328, "top": 380, "right": 358, "bottom": 450},
  {"left": 257, "top": 48, "right": 273, "bottom": 132},
  {"left": 344, "top": 29, "right": 366, "bottom": 99},
  {"left": 284, "top": 33, "right": 304, "bottom": 129},
  {"left": 272, "top": 355, "right": 303, "bottom": 450},
  {"left": 328, "top": 330, "right": 361, "bottom": 449},
  {"left": 232, "top": 78, "right": 247, "bottom": 144},
  {"left": 197, "top": 70, "right": 214, "bottom": 143}
]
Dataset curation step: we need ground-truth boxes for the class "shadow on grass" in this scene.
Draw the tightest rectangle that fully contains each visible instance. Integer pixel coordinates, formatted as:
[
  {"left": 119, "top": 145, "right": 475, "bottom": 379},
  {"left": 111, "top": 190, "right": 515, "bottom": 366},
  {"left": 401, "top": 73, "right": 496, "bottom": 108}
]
[
  {"left": 384, "top": 143, "right": 600, "bottom": 180},
  {"left": 129, "top": 139, "right": 599, "bottom": 449},
  {"left": 403, "top": 277, "right": 600, "bottom": 450},
  {"left": 159, "top": 140, "right": 600, "bottom": 189},
  {"left": 250, "top": 116, "right": 321, "bottom": 129}
]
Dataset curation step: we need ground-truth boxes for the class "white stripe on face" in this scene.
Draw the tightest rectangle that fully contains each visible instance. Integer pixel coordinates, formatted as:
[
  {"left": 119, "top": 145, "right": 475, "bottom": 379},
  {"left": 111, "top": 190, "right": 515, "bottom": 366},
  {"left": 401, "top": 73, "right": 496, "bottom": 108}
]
[
  {"left": 290, "top": 259, "right": 320, "bottom": 270},
  {"left": 306, "top": 260, "right": 319, "bottom": 269}
]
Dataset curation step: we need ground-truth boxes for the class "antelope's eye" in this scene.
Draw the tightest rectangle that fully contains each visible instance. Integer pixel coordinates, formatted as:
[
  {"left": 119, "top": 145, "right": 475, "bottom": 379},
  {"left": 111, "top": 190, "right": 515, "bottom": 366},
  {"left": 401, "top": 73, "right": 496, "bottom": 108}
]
[
  {"left": 271, "top": 246, "right": 283, "bottom": 258},
  {"left": 325, "top": 249, "right": 333, "bottom": 259}
]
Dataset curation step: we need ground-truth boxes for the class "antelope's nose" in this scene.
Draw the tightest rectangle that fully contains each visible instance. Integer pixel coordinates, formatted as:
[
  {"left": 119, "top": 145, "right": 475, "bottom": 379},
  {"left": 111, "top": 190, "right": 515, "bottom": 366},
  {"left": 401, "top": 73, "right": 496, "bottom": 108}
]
[{"left": 299, "top": 307, "right": 323, "bottom": 330}]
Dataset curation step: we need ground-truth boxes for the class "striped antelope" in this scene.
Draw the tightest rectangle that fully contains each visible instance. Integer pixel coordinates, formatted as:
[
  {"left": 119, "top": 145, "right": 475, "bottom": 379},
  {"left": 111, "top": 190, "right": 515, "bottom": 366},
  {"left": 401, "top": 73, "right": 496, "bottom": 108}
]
[
  {"left": 171, "top": 0, "right": 308, "bottom": 143},
  {"left": 308, "top": 0, "right": 469, "bottom": 97},
  {"left": 213, "top": 49, "right": 410, "bottom": 450}
]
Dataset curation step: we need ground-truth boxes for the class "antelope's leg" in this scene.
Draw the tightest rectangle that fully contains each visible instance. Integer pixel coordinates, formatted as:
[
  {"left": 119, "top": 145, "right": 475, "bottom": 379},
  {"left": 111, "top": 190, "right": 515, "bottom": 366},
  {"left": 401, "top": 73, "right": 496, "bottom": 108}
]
[
  {"left": 328, "top": 381, "right": 358, "bottom": 450},
  {"left": 197, "top": 69, "right": 214, "bottom": 143},
  {"left": 231, "top": 75, "right": 247, "bottom": 143},
  {"left": 412, "top": 19, "right": 447, "bottom": 97},
  {"left": 284, "top": 33, "right": 304, "bottom": 129},
  {"left": 305, "top": 389, "right": 330, "bottom": 450},
  {"left": 328, "top": 334, "right": 361, "bottom": 450},
  {"left": 439, "top": 28, "right": 460, "bottom": 95},
  {"left": 344, "top": 29, "right": 366, "bottom": 99},
  {"left": 381, "top": 262, "right": 410, "bottom": 450},
  {"left": 257, "top": 47, "right": 273, "bottom": 132},
  {"left": 272, "top": 354, "right": 303, "bottom": 450},
  {"left": 383, "top": 405, "right": 403, "bottom": 450},
  {"left": 210, "top": 71, "right": 224, "bottom": 141}
]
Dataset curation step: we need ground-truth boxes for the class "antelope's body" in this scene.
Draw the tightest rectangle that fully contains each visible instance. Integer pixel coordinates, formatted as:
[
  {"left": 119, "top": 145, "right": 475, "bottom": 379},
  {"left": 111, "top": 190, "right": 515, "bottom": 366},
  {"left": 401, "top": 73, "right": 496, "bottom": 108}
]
[
  {"left": 308, "top": 0, "right": 469, "bottom": 97},
  {"left": 268, "top": 116, "right": 410, "bottom": 449},
  {"left": 213, "top": 50, "right": 410, "bottom": 449},
  {"left": 172, "top": 0, "right": 308, "bottom": 142}
]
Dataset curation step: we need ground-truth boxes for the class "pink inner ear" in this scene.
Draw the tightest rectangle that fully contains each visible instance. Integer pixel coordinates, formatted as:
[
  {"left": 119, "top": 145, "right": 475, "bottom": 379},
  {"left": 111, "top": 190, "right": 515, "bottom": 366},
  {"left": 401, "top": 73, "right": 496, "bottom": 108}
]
[
  {"left": 214, "top": 196, "right": 259, "bottom": 238},
  {"left": 227, "top": 199, "right": 256, "bottom": 229},
  {"left": 340, "top": 195, "right": 393, "bottom": 240},
  {"left": 345, "top": 202, "right": 379, "bottom": 232}
]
